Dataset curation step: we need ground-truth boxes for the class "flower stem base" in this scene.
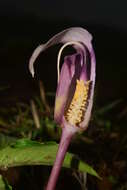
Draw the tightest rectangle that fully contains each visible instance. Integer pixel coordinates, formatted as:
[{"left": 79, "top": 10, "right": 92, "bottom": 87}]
[{"left": 45, "top": 126, "right": 75, "bottom": 190}]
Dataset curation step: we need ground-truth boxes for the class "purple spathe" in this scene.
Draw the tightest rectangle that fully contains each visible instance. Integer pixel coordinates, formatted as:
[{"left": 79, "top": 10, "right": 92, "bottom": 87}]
[
  {"left": 29, "top": 27, "right": 96, "bottom": 130},
  {"left": 55, "top": 47, "right": 95, "bottom": 130}
]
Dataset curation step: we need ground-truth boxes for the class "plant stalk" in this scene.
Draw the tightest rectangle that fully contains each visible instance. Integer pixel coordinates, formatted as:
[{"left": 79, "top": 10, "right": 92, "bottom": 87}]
[{"left": 45, "top": 127, "right": 74, "bottom": 190}]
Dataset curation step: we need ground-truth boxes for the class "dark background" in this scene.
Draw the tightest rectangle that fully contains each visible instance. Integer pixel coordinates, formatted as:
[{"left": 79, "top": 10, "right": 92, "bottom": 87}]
[
  {"left": 0, "top": 0, "right": 127, "bottom": 105},
  {"left": 0, "top": 1, "right": 127, "bottom": 190}
]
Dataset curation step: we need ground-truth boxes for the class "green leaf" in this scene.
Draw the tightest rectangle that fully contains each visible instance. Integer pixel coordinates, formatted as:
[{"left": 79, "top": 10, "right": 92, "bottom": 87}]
[
  {"left": 0, "top": 175, "right": 12, "bottom": 190},
  {"left": 0, "top": 139, "right": 100, "bottom": 179},
  {"left": 0, "top": 175, "right": 6, "bottom": 190},
  {"left": 10, "top": 138, "right": 43, "bottom": 148}
]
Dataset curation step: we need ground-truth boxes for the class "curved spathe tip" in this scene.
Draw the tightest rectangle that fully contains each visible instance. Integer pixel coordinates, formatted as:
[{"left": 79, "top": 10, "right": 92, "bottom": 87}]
[{"left": 29, "top": 27, "right": 93, "bottom": 78}]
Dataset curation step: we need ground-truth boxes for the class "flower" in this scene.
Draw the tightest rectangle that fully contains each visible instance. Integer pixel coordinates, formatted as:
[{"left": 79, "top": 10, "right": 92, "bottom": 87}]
[
  {"left": 29, "top": 27, "right": 96, "bottom": 190},
  {"left": 29, "top": 27, "right": 96, "bottom": 131}
]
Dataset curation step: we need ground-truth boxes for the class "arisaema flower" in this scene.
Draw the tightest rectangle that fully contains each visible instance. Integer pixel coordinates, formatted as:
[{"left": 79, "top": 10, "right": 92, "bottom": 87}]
[{"left": 29, "top": 27, "right": 96, "bottom": 190}]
